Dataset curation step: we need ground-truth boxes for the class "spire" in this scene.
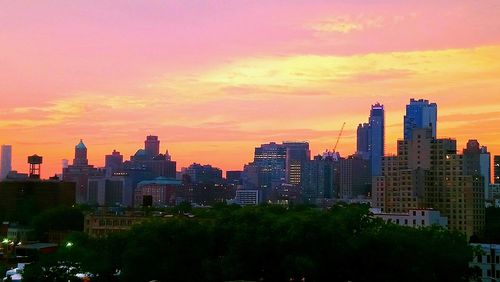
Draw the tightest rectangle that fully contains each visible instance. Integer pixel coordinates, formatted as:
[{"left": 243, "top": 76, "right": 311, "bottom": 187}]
[{"left": 76, "top": 139, "right": 87, "bottom": 150}]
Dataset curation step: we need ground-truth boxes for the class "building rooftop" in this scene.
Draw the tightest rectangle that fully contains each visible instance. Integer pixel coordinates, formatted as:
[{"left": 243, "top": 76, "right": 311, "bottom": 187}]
[
  {"left": 16, "top": 243, "right": 57, "bottom": 250},
  {"left": 137, "top": 177, "right": 182, "bottom": 186}
]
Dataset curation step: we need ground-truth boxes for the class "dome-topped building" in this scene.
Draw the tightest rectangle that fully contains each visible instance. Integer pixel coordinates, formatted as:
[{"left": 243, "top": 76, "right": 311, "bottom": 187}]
[
  {"left": 74, "top": 139, "right": 88, "bottom": 166},
  {"left": 63, "top": 139, "right": 103, "bottom": 204}
]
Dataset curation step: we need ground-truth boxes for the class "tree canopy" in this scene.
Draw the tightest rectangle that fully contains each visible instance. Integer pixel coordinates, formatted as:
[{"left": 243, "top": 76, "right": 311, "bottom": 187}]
[{"left": 23, "top": 204, "right": 478, "bottom": 282}]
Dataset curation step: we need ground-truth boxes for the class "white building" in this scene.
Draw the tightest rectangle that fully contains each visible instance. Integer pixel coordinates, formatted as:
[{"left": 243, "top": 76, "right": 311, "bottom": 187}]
[
  {"left": 470, "top": 244, "right": 500, "bottom": 281},
  {"left": 0, "top": 145, "right": 12, "bottom": 180},
  {"left": 235, "top": 190, "right": 260, "bottom": 205},
  {"left": 370, "top": 208, "right": 448, "bottom": 228}
]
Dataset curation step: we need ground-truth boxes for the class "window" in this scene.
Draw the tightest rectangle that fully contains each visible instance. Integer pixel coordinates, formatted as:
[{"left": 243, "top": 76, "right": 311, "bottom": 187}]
[{"left": 477, "top": 255, "right": 482, "bottom": 263}]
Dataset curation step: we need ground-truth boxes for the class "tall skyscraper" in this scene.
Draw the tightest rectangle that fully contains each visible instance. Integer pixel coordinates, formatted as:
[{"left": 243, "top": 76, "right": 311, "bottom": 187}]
[
  {"left": 145, "top": 135, "right": 160, "bottom": 159},
  {"left": 494, "top": 156, "right": 500, "bottom": 184},
  {"left": 0, "top": 145, "right": 12, "bottom": 180},
  {"left": 404, "top": 98, "right": 437, "bottom": 140},
  {"left": 369, "top": 103, "right": 385, "bottom": 176},
  {"left": 356, "top": 123, "right": 370, "bottom": 160},
  {"left": 283, "top": 142, "right": 310, "bottom": 186}
]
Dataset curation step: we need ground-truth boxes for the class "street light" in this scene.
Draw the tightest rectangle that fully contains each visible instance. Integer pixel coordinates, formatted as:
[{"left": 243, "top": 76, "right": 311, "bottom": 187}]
[{"left": 66, "top": 242, "right": 74, "bottom": 248}]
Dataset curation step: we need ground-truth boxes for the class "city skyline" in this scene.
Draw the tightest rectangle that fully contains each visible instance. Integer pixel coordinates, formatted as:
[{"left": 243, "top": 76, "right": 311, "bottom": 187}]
[{"left": 1, "top": 1, "right": 500, "bottom": 177}]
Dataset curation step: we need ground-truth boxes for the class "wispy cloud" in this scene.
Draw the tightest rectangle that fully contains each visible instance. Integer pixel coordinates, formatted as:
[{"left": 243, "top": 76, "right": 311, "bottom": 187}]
[{"left": 308, "top": 15, "right": 384, "bottom": 34}]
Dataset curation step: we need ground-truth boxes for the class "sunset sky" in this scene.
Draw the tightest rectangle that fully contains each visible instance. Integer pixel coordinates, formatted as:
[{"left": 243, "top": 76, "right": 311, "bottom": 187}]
[{"left": 1, "top": 0, "right": 500, "bottom": 178}]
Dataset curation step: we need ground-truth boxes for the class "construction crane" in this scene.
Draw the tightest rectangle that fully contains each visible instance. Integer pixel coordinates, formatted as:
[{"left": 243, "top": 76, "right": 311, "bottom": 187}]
[{"left": 333, "top": 122, "right": 346, "bottom": 153}]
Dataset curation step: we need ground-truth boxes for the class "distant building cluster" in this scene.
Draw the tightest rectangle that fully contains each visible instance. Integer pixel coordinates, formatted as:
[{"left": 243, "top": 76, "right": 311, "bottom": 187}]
[
  {"left": 1, "top": 98, "right": 499, "bottom": 239},
  {"left": 236, "top": 98, "right": 495, "bottom": 238}
]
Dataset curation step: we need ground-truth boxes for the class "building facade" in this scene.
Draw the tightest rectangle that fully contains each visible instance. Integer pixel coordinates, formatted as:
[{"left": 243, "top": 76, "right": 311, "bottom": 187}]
[
  {"left": 372, "top": 128, "right": 485, "bottom": 237},
  {"left": 253, "top": 142, "right": 287, "bottom": 201},
  {"left": 134, "top": 177, "right": 182, "bottom": 207},
  {"left": 371, "top": 208, "right": 448, "bottom": 228},
  {"left": 470, "top": 244, "right": 500, "bottom": 282},
  {"left": 339, "top": 155, "right": 371, "bottom": 199},
  {"left": 0, "top": 180, "right": 75, "bottom": 222},
  {"left": 301, "top": 155, "right": 337, "bottom": 203},
  {"left": 235, "top": 189, "right": 260, "bottom": 205},
  {"left": 84, "top": 211, "right": 149, "bottom": 237}
]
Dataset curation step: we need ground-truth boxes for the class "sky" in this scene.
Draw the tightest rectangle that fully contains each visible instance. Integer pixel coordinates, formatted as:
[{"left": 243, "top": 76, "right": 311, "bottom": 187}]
[{"left": 0, "top": 0, "right": 500, "bottom": 178}]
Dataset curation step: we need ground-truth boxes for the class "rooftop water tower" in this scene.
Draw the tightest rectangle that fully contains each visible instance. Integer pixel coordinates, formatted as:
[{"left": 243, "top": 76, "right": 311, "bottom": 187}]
[{"left": 28, "top": 155, "right": 43, "bottom": 179}]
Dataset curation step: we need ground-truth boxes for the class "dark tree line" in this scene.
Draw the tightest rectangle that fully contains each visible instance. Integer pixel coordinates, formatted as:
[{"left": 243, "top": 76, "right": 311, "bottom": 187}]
[{"left": 23, "top": 204, "right": 479, "bottom": 282}]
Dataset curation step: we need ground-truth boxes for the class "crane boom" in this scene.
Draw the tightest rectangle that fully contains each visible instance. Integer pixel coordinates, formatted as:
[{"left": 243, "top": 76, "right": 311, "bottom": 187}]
[{"left": 333, "top": 122, "right": 346, "bottom": 152}]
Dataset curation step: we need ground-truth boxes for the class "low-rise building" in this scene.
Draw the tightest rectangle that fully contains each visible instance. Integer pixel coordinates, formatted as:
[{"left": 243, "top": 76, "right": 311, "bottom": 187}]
[
  {"left": 370, "top": 208, "right": 448, "bottom": 228},
  {"left": 6, "top": 225, "right": 33, "bottom": 243},
  {"left": 84, "top": 211, "right": 149, "bottom": 237},
  {"left": 470, "top": 244, "right": 500, "bottom": 281}
]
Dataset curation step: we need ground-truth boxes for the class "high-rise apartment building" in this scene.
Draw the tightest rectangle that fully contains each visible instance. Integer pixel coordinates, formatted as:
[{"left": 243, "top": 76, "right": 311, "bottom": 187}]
[
  {"left": 463, "top": 140, "right": 491, "bottom": 198},
  {"left": 283, "top": 142, "right": 310, "bottom": 186},
  {"left": 356, "top": 123, "right": 370, "bottom": 160},
  {"left": 1, "top": 145, "right": 12, "bottom": 180},
  {"left": 301, "top": 155, "right": 337, "bottom": 203},
  {"left": 373, "top": 128, "right": 485, "bottom": 237},
  {"left": 339, "top": 155, "right": 371, "bottom": 199},
  {"left": 404, "top": 98, "right": 437, "bottom": 140},
  {"left": 369, "top": 103, "right": 385, "bottom": 176}
]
